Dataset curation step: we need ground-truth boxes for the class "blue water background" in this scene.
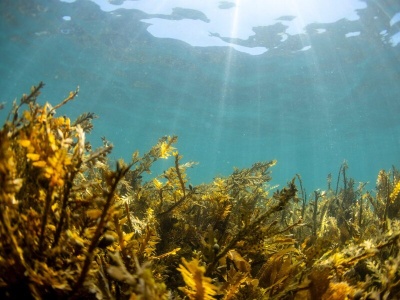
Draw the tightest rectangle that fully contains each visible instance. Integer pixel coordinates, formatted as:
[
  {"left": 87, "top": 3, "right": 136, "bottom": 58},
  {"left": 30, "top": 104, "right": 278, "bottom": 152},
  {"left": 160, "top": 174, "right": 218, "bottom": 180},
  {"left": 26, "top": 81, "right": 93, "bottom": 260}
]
[{"left": 1, "top": 0, "right": 400, "bottom": 195}]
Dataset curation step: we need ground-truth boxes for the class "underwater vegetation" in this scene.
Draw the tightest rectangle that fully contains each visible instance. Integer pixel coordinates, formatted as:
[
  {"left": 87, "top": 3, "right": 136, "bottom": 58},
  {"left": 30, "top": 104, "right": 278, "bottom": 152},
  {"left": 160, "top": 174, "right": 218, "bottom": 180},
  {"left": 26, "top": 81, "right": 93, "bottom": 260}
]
[{"left": 1, "top": 83, "right": 400, "bottom": 300}]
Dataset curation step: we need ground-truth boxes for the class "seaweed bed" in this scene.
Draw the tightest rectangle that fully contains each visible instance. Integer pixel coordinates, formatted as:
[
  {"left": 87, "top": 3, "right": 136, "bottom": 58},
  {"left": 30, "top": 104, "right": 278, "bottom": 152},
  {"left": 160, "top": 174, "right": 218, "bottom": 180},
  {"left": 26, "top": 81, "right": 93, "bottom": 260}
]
[{"left": 1, "top": 83, "right": 400, "bottom": 300}]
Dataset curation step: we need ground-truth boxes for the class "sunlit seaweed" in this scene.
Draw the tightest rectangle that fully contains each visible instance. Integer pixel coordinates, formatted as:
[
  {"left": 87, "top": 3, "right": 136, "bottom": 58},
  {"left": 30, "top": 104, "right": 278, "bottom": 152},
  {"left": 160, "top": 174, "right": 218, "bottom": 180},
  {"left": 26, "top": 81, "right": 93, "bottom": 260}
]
[{"left": 0, "top": 83, "right": 400, "bottom": 299}]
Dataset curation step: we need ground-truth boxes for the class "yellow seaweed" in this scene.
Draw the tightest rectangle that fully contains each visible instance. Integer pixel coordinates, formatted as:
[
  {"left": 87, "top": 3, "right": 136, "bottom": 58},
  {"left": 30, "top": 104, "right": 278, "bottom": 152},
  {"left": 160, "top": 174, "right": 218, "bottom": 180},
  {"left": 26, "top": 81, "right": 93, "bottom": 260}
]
[{"left": 1, "top": 83, "right": 400, "bottom": 299}]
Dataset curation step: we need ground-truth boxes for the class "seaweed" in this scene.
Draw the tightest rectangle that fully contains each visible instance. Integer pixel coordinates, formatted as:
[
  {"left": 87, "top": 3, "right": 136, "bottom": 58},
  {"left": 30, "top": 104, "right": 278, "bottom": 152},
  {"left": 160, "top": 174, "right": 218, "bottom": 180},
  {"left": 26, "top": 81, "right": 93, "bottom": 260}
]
[{"left": 1, "top": 83, "right": 400, "bottom": 299}]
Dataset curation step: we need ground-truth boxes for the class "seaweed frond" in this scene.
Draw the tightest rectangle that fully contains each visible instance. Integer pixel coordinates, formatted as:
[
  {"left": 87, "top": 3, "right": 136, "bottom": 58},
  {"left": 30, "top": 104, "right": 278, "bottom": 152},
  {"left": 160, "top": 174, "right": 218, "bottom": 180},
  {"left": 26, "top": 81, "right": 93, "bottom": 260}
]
[{"left": 178, "top": 257, "right": 219, "bottom": 300}]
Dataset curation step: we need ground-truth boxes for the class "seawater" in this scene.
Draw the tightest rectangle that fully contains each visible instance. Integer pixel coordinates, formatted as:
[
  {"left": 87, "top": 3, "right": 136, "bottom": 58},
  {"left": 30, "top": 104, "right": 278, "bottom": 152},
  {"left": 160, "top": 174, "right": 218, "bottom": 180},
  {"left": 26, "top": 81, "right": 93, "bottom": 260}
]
[{"left": 1, "top": 0, "right": 399, "bottom": 195}]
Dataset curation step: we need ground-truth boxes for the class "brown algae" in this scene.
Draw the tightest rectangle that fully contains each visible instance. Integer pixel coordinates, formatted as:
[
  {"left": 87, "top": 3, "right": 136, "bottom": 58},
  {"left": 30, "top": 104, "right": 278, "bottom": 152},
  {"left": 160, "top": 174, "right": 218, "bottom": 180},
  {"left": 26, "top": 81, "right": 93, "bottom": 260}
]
[{"left": 0, "top": 83, "right": 400, "bottom": 299}]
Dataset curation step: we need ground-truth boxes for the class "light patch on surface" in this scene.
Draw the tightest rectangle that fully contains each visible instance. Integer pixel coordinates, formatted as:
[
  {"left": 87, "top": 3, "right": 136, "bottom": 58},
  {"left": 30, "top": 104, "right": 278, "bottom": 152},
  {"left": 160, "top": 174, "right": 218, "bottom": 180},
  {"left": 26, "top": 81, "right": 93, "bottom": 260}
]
[
  {"left": 345, "top": 31, "right": 360, "bottom": 37},
  {"left": 278, "top": 33, "right": 288, "bottom": 42},
  {"left": 62, "top": 16, "right": 71, "bottom": 21},
  {"left": 316, "top": 28, "right": 327, "bottom": 34},
  {"left": 390, "top": 12, "right": 400, "bottom": 26},
  {"left": 298, "top": 45, "right": 312, "bottom": 51},
  {"left": 390, "top": 32, "right": 400, "bottom": 46},
  {"left": 60, "top": 0, "right": 368, "bottom": 55},
  {"left": 142, "top": 18, "right": 268, "bottom": 55}
]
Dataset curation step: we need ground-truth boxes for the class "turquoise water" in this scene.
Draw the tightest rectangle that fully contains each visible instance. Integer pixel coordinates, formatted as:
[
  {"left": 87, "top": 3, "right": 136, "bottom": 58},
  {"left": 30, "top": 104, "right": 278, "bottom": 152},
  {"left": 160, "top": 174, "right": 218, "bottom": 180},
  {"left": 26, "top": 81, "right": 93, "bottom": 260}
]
[{"left": 1, "top": 0, "right": 400, "bottom": 194}]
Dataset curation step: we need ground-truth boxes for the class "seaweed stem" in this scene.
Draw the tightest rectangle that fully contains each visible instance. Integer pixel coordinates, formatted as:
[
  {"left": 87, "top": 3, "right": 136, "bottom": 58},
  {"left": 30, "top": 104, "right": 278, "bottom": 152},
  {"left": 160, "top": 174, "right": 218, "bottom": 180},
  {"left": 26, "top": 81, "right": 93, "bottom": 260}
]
[
  {"left": 113, "top": 214, "right": 127, "bottom": 262},
  {"left": 335, "top": 163, "right": 343, "bottom": 196},
  {"left": 72, "top": 161, "right": 131, "bottom": 295},
  {"left": 174, "top": 153, "right": 186, "bottom": 197},
  {"left": 38, "top": 187, "right": 53, "bottom": 253},
  {"left": 124, "top": 202, "right": 134, "bottom": 233},
  {"left": 312, "top": 191, "right": 320, "bottom": 238},
  {"left": 48, "top": 86, "right": 79, "bottom": 115},
  {"left": 296, "top": 174, "right": 306, "bottom": 219},
  {"left": 52, "top": 167, "right": 80, "bottom": 248}
]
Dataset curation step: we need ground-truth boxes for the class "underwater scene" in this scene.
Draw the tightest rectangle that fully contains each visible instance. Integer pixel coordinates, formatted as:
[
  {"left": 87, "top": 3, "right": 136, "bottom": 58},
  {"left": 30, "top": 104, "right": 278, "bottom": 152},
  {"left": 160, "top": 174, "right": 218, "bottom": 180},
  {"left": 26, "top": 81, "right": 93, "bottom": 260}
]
[{"left": 1, "top": 0, "right": 400, "bottom": 299}]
